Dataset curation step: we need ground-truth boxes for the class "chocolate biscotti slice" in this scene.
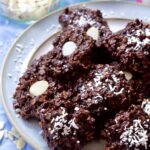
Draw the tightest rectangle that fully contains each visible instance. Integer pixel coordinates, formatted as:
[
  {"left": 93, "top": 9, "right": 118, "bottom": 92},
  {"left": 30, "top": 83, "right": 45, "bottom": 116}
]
[
  {"left": 39, "top": 105, "right": 96, "bottom": 150},
  {"left": 101, "top": 99, "right": 150, "bottom": 150},
  {"left": 104, "top": 19, "right": 150, "bottom": 74}
]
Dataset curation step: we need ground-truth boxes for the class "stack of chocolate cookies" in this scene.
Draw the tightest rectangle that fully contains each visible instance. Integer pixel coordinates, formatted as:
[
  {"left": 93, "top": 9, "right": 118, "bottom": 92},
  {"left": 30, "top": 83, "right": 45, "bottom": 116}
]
[{"left": 14, "top": 7, "right": 150, "bottom": 150}]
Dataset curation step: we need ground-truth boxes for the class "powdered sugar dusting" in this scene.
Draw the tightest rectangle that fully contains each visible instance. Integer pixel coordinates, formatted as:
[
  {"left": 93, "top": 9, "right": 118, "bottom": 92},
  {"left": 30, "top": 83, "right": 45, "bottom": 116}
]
[
  {"left": 141, "top": 99, "right": 150, "bottom": 116},
  {"left": 145, "top": 28, "right": 150, "bottom": 36},
  {"left": 120, "top": 119, "right": 149, "bottom": 149},
  {"left": 74, "top": 107, "right": 79, "bottom": 111},
  {"left": 68, "top": 118, "right": 79, "bottom": 130},
  {"left": 80, "top": 65, "right": 125, "bottom": 99},
  {"left": 74, "top": 15, "right": 97, "bottom": 26},
  {"left": 93, "top": 94, "right": 103, "bottom": 104},
  {"left": 50, "top": 107, "right": 79, "bottom": 140},
  {"left": 114, "top": 88, "right": 124, "bottom": 95},
  {"left": 135, "top": 29, "right": 144, "bottom": 36},
  {"left": 126, "top": 28, "right": 150, "bottom": 51}
]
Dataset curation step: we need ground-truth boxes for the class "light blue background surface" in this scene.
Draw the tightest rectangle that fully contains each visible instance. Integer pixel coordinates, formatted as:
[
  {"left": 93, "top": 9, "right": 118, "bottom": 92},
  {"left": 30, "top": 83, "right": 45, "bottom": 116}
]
[{"left": 0, "top": 0, "right": 141, "bottom": 150}]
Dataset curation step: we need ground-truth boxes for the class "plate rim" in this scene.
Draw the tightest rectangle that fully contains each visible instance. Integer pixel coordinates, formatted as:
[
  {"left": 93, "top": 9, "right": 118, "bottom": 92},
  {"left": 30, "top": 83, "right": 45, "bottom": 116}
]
[{"left": 1, "top": 1, "right": 150, "bottom": 150}]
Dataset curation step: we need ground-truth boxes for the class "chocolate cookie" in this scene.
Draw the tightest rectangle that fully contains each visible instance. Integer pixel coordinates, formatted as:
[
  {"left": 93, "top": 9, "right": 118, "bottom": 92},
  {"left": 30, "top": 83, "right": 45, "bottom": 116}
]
[
  {"left": 51, "top": 26, "right": 96, "bottom": 77},
  {"left": 105, "top": 19, "right": 150, "bottom": 73},
  {"left": 13, "top": 56, "right": 74, "bottom": 119},
  {"left": 101, "top": 99, "right": 150, "bottom": 150},
  {"left": 59, "top": 7, "right": 111, "bottom": 45},
  {"left": 39, "top": 106, "right": 96, "bottom": 150},
  {"left": 75, "top": 64, "right": 146, "bottom": 118},
  {"left": 59, "top": 7, "right": 112, "bottom": 63}
]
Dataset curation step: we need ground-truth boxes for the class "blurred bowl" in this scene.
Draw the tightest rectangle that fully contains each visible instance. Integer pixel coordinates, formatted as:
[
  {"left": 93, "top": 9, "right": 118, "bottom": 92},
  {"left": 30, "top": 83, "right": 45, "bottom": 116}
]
[{"left": 0, "top": 0, "right": 60, "bottom": 23}]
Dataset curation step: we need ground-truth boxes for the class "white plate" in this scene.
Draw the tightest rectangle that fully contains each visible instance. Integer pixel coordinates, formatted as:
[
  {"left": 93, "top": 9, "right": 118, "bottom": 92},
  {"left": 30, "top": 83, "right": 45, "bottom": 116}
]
[{"left": 1, "top": 1, "right": 150, "bottom": 150}]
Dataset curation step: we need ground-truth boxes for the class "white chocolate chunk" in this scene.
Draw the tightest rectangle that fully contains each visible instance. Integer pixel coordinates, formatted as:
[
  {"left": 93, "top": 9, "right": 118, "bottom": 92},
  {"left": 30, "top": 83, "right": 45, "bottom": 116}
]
[
  {"left": 124, "top": 71, "right": 133, "bottom": 81},
  {"left": 62, "top": 41, "right": 77, "bottom": 56},
  {"left": 86, "top": 27, "right": 99, "bottom": 40},
  {"left": 29, "top": 80, "right": 49, "bottom": 96}
]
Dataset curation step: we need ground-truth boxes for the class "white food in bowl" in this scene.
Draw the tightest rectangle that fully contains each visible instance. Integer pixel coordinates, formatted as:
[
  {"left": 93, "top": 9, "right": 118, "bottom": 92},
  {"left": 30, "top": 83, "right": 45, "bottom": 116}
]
[{"left": 1, "top": 0, "right": 59, "bottom": 20}]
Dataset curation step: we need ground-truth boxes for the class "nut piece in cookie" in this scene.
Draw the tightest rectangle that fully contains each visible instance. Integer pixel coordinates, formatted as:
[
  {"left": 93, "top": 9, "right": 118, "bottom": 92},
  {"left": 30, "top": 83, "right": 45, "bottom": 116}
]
[
  {"left": 59, "top": 7, "right": 112, "bottom": 64},
  {"left": 13, "top": 58, "right": 68, "bottom": 119},
  {"left": 51, "top": 26, "right": 96, "bottom": 76}
]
